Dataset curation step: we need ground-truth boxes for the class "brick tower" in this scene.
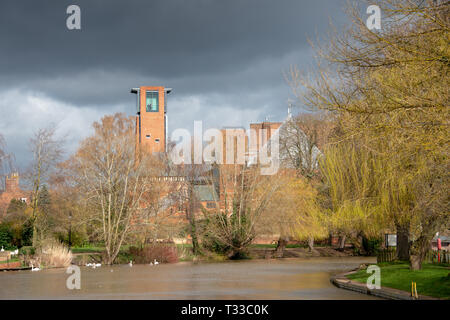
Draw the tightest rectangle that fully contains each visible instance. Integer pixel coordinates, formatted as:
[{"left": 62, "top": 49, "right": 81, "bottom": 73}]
[{"left": 131, "top": 86, "right": 172, "bottom": 153}]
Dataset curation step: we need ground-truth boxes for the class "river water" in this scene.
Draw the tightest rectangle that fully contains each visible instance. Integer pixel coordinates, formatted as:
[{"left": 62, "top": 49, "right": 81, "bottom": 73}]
[{"left": 0, "top": 257, "right": 378, "bottom": 299}]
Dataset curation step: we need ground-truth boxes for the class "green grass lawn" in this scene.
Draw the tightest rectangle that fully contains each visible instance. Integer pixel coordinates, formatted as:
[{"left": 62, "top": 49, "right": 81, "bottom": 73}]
[
  {"left": 347, "top": 262, "right": 450, "bottom": 299},
  {"left": 71, "top": 244, "right": 133, "bottom": 254},
  {"left": 71, "top": 246, "right": 105, "bottom": 253}
]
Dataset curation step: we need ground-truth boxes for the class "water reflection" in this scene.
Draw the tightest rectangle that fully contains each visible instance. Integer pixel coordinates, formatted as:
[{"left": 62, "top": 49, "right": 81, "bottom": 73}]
[{"left": 0, "top": 257, "right": 378, "bottom": 299}]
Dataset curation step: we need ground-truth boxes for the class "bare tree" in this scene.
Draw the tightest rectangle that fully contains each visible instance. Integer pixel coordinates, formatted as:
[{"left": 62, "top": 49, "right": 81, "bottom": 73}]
[
  {"left": 131, "top": 153, "right": 183, "bottom": 245},
  {"left": 0, "top": 134, "right": 16, "bottom": 192},
  {"left": 203, "top": 163, "right": 282, "bottom": 259},
  {"left": 67, "top": 113, "right": 168, "bottom": 264},
  {"left": 279, "top": 112, "right": 334, "bottom": 179},
  {"left": 28, "top": 125, "right": 64, "bottom": 246},
  {"left": 170, "top": 161, "right": 211, "bottom": 256}
]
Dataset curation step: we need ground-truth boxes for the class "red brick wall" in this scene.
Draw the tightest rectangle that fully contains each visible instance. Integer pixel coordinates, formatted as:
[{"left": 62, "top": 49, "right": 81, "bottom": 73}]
[
  {"left": 137, "top": 86, "right": 166, "bottom": 153},
  {"left": 0, "top": 261, "right": 22, "bottom": 269}
]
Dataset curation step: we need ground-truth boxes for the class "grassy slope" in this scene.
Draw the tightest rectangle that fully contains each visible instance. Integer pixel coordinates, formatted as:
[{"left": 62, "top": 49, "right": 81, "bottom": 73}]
[{"left": 347, "top": 262, "right": 450, "bottom": 299}]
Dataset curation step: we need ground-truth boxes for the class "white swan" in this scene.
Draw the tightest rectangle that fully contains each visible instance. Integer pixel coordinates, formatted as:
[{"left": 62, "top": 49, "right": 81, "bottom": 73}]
[
  {"left": 85, "top": 263, "right": 92, "bottom": 267},
  {"left": 95, "top": 263, "right": 101, "bottom": 267},
  {"left": 153, "top": 259, "right": 159, "bottom": 265},
  {"left": 31, "top": 263, "right": 40, "bottom": 271},
  {"left": 129, "top": 260, "right": 133, "bottom": 267},
  {"left": 0, "top": 246, "right": 4, "bottom": 252}
]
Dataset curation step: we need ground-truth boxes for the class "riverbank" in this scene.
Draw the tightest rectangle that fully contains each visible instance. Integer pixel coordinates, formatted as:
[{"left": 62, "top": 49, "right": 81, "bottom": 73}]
[
  {"left": 70, "top": 244, "right": 356, "bottom": 266},
  {"left": 250, "top": 246, "right": 355, "bottom": 259},
  {"left": 332, "top": 262, "right": 449, "bottom": 300}
]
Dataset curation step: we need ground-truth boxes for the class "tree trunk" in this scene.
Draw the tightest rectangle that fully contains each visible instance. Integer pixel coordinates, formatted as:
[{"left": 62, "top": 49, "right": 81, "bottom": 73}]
[
  {"left": 328, "top": 233, "right": 333, "bottom": 246},
  {"left": 338, "top": 234, "right": 346, "bottom": 251},
  {"left": 275, "top": 236, "right": 288, "bottom": 258},
  {"left": 187, "top": 183, "right": 200, "bottom": 256},
  {"left": 308, "top": 237, "right": 314, "bottom": 252},
  {"left": 410, "top": 255, "right": 422, "bottom": 270},
  {"left": 32, "top": 225, "right": 38, "bottom": 248},
  {"left": 396, "top": 224, "right": 410, "bottom": 261},
  {"left": 352, "top": 232, "right": 366, "bottom": 255},
  {"left": 191, "top": 220, "right": 200, "bottom": 255},
  {"left": 103, "top": 250, "right": 114, "bottom": 265},
  {"left": 409, "top": 235, "right": 431, "bottom": 270}
]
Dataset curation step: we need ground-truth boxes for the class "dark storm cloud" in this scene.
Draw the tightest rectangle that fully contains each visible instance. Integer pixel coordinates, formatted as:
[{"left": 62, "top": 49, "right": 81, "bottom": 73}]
[
  {"left": 0, "top": 0, "right": 348, "bottom": 168},
  {"left": 0, "top": 0, "right": 346, "bottom": 105}
]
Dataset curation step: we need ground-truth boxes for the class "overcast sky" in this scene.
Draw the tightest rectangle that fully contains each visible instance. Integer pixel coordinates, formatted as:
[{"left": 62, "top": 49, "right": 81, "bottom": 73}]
[{"left": 0, "top": 0, "right": 348, "bottom": 170}]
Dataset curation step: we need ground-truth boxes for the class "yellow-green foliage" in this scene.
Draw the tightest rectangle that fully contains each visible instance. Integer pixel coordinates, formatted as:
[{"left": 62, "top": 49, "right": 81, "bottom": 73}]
[
  {"left": 289, "top": 178, "right": 328, "bottom": 241},
  {"left": 288, "top": 0, "right": 449, "bottom": 266},
  {"left": 261, "top": 173, "right": 328, "bottom": 241},
  {"left": 320, "top": 140, "right": 388, "bottom": 237}
]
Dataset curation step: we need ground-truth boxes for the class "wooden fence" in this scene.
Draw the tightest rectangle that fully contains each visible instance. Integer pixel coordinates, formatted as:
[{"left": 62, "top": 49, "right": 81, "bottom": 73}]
[
  {"left": 425, "top": 250, "right": 450, "bottom": 264},
  {"left": 377, "top": 248, "right": 396, "bottom": 263},
  {"left": 377, "top": 248, "right": 450, "bottom": 264}
]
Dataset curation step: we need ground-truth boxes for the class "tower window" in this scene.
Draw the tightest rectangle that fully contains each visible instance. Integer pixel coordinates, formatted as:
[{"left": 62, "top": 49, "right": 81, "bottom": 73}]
[
  {"left": 146, "top": 91, "right": 159, "bottom": 112},
  {"left": 146, "top": 134, "right": 151, "bottom": 139},
  {"left": 155, "top": 138, "right": 160, "bottom": 143}
]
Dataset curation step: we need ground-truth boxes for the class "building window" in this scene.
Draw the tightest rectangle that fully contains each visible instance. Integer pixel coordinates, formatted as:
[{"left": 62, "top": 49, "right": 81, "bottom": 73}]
[
  {"left": 155, "top": 138, "right": 160, "bottom": 143},
  {"left": 146, "top": 134, "right": 151, "bottom": 139},
  {"left": 206, "top": 202, "right": 216, "bottom": 209},
  {"left": 146, "top": 91, "right": 159, "bottom": 112}
]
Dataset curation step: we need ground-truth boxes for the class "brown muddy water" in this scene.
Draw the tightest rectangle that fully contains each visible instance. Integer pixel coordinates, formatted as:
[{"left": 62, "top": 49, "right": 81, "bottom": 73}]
[{"left": 0, "top": 257, "right": 379, "bottom": 299}]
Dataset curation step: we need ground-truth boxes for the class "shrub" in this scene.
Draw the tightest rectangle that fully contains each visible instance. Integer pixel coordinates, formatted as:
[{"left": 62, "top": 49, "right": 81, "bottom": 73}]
[
  {"left": 19, "top": 246, "right": 35, "bottom": 256},
  {"left": 201, "top": 212, "right": 253, "bottom": 259},
  {"left": 0, "top": 224, "right": 13, "bottom": 250},
  {"left": 363, "top": 237, "right": 383, "bottom": 256},
  {"left": 128, "top": 243, "right": 178, "bottom": 264},
  {"left": 0, "top": 219, "right": 31, "bottom": 249},
  {"left": 55, "top": 229, "right": 87, "bottom": 247},
  {"left": 38, "top": 239, "right": 73, "bottom": 268}
]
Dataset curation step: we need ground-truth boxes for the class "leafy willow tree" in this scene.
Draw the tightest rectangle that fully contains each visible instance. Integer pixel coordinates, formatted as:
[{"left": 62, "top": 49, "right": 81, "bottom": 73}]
[
  {"left": 319, "top": 137, "right": 388, "bottom": 250},
  {"left": 289, "top": 0, "right": 449, "bottom": 269},
  {"left": 258, "top": 172, "right": 327, "bottom": 256}
]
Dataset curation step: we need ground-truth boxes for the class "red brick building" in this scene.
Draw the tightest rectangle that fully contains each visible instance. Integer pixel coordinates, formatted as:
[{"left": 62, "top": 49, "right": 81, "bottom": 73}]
[
  {"left": 0, "top": 173, "right": 29, "bottom": 217},
  {"left": 129, "top": 85, "right": 283, "bottom": 242},
  {"left": 131, "top": 86, "right": 171, "bottom": 153}
]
